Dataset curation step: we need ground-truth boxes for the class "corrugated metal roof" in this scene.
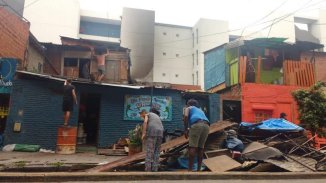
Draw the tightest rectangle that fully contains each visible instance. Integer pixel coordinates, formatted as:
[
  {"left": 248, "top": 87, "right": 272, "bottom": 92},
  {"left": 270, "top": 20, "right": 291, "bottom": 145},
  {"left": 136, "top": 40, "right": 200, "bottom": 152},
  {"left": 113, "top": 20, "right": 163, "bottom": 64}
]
[{"left": 16, "top": 71, "right": 144, "bottom": 89}]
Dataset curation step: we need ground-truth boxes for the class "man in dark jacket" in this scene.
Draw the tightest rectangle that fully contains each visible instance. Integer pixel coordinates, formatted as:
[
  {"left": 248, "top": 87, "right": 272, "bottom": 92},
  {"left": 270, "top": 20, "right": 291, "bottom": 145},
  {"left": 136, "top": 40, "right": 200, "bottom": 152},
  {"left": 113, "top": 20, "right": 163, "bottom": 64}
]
[{"left": 62, "top": 79, "right": 77, "bottom": 126}]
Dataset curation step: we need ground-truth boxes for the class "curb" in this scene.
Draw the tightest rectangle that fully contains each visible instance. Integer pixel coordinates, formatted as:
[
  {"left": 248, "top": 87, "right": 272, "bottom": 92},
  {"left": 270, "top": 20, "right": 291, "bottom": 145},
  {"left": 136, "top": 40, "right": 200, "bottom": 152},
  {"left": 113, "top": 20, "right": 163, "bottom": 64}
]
[{"left": 0, "top": 172, "right": 326, "bottom": 182}]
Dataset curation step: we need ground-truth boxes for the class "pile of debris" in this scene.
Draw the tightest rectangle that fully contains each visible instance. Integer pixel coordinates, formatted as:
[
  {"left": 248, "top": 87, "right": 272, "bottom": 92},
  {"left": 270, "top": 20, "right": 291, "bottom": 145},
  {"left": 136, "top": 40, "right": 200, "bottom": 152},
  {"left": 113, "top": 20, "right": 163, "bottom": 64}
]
[{"left": 87, "top": 119, "right": 326, "bottom": 172}]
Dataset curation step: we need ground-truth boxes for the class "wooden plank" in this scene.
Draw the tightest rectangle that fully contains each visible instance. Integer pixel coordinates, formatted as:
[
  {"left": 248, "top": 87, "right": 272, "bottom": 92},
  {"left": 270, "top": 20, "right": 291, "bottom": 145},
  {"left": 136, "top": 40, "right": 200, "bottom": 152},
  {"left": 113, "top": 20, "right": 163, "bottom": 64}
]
[
  {"left": 243, "top": 56, "right": 247, "bottom": 83},
  {"left": 87, "top": 121, "right": 235, "bottom": 172},
  {"left": 283, "top": 61, "right": 287, "bottom": 85},
  {"left": 97, "top": 148, "right": 127, "bottom": 156},
  {"left": 239, "top": 56, "right": 243, "bottom": 83},
  {"left": 308, "top": 63, "right": 315, "bottom": 86},
  {"left": 203, "top": 155, "right": 241, "bottom": 172},
  {"left": 256, "top": 56, "right": 261, "bottom": 83}
]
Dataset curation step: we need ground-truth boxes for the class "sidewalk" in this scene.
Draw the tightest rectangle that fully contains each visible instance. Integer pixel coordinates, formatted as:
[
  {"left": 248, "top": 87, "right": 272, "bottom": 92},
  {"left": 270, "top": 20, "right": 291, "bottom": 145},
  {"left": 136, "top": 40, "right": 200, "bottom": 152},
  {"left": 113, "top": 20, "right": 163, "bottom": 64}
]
[
  {"left": 1, "top": 172, "right": 326, "bottom": 182},
  {"left": 0, "top": 151, "right": 121, "bottom": 172}
]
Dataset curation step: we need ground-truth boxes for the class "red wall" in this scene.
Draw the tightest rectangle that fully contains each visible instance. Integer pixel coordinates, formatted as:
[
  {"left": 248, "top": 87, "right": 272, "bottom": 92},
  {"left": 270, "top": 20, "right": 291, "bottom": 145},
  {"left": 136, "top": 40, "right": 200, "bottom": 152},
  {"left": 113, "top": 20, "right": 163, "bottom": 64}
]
[
  {"left": 0, "top": 7, "right": 30, "bottom": 65},
  {"left": 241, "top": 83, "right": 304, "bottom": 124}
]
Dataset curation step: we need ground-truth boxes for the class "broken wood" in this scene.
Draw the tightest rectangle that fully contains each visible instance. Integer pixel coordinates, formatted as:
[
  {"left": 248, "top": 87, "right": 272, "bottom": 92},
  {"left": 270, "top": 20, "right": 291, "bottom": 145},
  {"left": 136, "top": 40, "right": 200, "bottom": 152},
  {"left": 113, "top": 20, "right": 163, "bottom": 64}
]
[
  {"left": 86, "top": 121, "right": 235, "bottom": 172},
  {"left": 97, "top": 148, "right": 127, "bottom": 156},
  {"left": 203, "top": 155, "right": 241, "bottom": 172}
]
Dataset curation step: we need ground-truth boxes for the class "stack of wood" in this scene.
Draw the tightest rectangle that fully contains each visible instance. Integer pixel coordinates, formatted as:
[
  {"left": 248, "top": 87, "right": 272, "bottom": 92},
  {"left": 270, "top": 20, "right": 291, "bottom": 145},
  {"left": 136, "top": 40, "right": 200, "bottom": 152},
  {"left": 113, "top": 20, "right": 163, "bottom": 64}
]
[
  {"left": 97, "top": 138, "right": 129, "bottom": 156},
  {"left": 87, "top": 121, "right": 236, "bottom": 172}
]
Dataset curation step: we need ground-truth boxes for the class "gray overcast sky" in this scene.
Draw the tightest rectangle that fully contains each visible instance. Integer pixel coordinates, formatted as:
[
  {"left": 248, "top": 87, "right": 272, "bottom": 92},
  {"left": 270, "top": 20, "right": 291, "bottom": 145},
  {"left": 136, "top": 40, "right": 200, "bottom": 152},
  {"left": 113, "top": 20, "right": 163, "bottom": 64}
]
[{"left": 79, "top": 0, "right": 326, "bottom": 31}]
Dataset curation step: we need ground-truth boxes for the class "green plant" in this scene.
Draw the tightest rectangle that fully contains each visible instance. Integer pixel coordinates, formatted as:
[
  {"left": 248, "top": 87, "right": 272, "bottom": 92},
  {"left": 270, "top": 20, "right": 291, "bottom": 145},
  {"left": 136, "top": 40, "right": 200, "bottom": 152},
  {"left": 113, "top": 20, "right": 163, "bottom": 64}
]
[
  {"left": 14, "top": 161, "right": 27, "bottom": 168},
  {"left": 48, "top": 162, "right": 64, "bottom": 168},
  {"left": 292, "top": 81, "right": 326, "bottom": 137},
  {"left": 128, "top": 124, "right": 142, "bottom": 146}
]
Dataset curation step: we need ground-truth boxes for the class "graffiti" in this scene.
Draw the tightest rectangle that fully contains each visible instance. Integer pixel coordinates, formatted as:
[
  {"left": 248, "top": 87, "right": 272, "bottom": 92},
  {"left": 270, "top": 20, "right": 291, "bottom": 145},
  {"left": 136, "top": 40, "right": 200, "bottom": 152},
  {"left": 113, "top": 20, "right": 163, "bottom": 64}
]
[
  {"left": 0, "top": 58, "right": 17, "bottom": 93},
  {"left": 124, "top": 95, "right": 172, "bottom": 121}
]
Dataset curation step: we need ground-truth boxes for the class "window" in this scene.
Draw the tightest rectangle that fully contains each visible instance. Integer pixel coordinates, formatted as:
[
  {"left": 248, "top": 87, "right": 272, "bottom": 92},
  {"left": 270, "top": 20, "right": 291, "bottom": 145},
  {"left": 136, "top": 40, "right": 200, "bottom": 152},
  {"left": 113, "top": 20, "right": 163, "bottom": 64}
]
[
  {"left": 163, "top": 32, "right": 167, "bottom": 35},
  {"left": 64, "top": 58, "right": 78, "bottom": 67},
  {"left": 176, "top": 33, "right": 179, "bottom": 37},
  {"left": 192, "top": 73, "right": 195, "bottom": 85},
  {"left": 192, "top": 54, "right": 194, "bottom": 66},
  {"left": 175, "top": 74, "right": 179, "bottom": 77},
  {"left": 196, "top": 50, "right": 198, "bottom": 65},
  {"left": 176, "top": 54, "right": 179, "bottom": 57},
  {"left": 196, "top": 71, "right": 199, "bottom": 85},
  {"left": 162, "top": 73, "right": 166, "bottom": 76},
  {"left": 163, "top": 52, "right": 166, "bottom": 56},
  {"left": 254, "top": 111, "right": 272, "bottom": 123},
  {"left": 196, "top": 28, "right": 198, "bottom": 44},
  {"left": 192, "top": 32, "right": 194, "bottom": 47},
  {"left": 79, "top": 20, "right": 121, "bottom": 38}
]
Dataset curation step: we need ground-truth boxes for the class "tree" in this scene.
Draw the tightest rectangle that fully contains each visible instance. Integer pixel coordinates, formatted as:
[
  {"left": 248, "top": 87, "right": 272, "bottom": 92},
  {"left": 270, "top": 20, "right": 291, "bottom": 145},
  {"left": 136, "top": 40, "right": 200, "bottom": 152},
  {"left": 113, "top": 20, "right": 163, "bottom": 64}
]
[{"left": 292, "top": 82, "right": 326, "bottom": 137}]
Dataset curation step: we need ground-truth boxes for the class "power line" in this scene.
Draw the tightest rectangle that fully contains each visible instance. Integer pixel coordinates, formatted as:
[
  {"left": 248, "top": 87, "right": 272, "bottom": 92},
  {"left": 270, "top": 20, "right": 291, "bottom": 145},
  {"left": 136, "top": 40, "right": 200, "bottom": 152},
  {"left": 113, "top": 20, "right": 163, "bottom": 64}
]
[
  {"left": 240, "top": 0, "right": 289, "bottom": 37},
  {"left": 243, "top": 0, "right": 326, "bottom": 39}
]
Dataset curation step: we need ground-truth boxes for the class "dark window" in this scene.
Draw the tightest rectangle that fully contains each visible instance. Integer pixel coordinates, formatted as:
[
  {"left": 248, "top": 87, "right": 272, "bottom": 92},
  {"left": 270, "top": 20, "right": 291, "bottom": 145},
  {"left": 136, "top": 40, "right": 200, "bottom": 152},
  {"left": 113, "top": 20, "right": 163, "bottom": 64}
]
[
  {"left": 64, "top": 58, "right": 78, "bottom": 67},
  {"left": 79, "top": 20, "right": 121, "bottom": 38}
]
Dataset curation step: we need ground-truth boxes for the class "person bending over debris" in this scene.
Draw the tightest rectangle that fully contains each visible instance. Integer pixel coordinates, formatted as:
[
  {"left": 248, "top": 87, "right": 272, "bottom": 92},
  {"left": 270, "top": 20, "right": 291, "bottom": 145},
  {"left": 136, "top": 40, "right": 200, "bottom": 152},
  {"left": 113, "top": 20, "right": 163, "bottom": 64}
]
[
  {"left": 62, "top": 79, "right": 77, "bottom": 126},
  {"left": 183, "top": 99, "right": 210, "bottom": 171},
  {"left": 141, "top": 108, "right": 164, "bottom": 172}
]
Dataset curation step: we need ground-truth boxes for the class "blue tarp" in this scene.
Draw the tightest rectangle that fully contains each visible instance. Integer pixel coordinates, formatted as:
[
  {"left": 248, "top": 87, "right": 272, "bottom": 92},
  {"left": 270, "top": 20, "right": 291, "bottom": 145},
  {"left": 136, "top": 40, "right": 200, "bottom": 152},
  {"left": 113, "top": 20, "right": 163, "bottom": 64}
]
[{"left": 240, "top": 118, "right": 304, "bottom": 132}]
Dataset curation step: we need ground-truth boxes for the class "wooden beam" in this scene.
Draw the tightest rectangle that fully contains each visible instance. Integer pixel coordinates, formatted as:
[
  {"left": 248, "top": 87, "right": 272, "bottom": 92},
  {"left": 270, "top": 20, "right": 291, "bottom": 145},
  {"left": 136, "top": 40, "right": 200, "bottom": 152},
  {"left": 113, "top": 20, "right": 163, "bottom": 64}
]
[
  {"left": 256, "top": 56, "right": 261, "bottom": 83},
  {"left": 86, "top": 121, "right": 235, "bottom": 172}
]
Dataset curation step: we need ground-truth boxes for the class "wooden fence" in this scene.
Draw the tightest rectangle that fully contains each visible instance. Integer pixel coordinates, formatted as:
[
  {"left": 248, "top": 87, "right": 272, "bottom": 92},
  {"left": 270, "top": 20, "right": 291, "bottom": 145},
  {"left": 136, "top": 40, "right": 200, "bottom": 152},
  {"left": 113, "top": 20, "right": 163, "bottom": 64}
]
[{"left": 283, "top": 60, "right": 315, "bottom": 87}]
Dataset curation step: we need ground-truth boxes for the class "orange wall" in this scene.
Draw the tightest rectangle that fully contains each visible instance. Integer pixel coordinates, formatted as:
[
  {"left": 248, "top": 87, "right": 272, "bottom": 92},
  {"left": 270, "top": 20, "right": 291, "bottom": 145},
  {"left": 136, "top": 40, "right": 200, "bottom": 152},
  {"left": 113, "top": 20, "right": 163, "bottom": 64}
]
[{"left": 241, "top": 83, "right": 304, "bottom": 124}]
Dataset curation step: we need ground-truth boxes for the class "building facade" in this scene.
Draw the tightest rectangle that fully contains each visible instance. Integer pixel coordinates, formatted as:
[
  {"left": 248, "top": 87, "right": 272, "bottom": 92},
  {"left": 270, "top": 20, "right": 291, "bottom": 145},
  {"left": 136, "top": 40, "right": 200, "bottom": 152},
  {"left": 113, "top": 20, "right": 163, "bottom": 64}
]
[
  {"left": 4, "top": 72, "right": 219, "bottom": 150},
  {"left": 23, "top": 1, "right": 229, "bottom": 88}
]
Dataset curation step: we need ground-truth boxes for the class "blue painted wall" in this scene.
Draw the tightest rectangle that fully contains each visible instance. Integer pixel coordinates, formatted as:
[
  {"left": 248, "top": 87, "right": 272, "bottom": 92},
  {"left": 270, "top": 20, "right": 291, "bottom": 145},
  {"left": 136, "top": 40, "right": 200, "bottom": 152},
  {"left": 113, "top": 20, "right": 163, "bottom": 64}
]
[
  {"left": 5, "top": 77, "right": 220, "bottom": 150},
  {"left": 4, "top": 78, "right": 79, "bottom": 150},
  {"left": 204, "top": 46, "right": 226, "bottom": 90},
  {"left": 79, "top": 21, "right": 121, "bottom": 38}
]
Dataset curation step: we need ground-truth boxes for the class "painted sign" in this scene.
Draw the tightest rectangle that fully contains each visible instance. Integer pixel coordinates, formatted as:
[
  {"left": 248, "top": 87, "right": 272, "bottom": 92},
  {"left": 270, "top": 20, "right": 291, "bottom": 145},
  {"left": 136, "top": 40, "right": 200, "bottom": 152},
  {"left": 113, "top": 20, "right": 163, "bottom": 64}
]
[
  {"left": 124, "top": 95, "right": 172, "bottom": 121},
  {"left": 0, "top": 58, "right": 17, "bottom": 93}
]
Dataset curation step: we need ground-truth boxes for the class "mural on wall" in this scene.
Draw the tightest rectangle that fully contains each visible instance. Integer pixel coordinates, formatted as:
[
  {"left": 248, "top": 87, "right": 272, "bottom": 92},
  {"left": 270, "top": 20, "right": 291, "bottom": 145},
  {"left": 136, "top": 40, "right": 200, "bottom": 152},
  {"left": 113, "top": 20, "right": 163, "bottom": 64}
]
[
  {"left": 124, "top": 95, "right": 172, "bottom": 121},
  {"left": 0, "top": 58, "right": 17, "bottom": 93}
]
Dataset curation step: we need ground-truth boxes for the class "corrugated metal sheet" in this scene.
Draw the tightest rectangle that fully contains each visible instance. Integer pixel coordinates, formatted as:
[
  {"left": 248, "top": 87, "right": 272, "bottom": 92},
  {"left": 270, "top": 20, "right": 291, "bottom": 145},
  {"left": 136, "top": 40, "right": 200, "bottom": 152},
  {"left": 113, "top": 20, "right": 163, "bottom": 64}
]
[{"left": 204, "top": 46, "right": 226, "bottom": 90}]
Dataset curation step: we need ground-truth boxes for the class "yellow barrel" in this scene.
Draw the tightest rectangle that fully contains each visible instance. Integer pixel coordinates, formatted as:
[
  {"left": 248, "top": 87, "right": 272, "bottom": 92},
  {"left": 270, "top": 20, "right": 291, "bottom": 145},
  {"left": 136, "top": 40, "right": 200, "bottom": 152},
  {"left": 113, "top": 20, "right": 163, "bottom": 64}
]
[{"left": 56, "top": 126, "right": 77, "bottom": 154}]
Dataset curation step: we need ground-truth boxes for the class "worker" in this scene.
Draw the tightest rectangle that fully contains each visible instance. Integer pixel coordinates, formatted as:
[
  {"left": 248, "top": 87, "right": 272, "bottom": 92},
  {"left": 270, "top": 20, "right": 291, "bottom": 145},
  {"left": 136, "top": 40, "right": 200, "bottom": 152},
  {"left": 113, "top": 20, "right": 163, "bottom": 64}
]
[
  {"left": 280, "top": 112, "right": 287, "bottom": 120},
  {"left": 183, "top": 99, "right": 210, "bottom": 171},
  {"left": 62, "top": 79, "right": 77, "bottom": 126},
  {"left": 141, "top": 108, "right": 164, "bottom": 172},
  {"left": 89, "top": 46, "right": 109, "bottom": 82}
]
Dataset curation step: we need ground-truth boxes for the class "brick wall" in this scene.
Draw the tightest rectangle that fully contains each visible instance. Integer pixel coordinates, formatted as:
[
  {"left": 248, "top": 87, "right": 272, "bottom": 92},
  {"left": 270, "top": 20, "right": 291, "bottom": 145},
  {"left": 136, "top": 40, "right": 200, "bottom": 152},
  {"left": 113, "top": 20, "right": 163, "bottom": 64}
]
[
  {"left": 301, "top": 52, "right": 326, "bottom": 83},
  {"left": 44, "top": 45, "right": 62, "bottom": 75},
  {"left": 0, "top": 7, "right": 30, "bottom": 65}
]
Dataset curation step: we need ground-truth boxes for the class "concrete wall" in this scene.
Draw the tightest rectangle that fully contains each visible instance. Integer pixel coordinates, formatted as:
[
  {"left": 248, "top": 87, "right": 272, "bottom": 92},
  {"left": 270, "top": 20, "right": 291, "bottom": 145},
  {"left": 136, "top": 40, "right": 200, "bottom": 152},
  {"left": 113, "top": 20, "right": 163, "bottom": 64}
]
[
  {"left": 241, "top": 83, "right": 302, "bottom": 124},
  {"left": 0, "top": 7, "right": 30, "bottom": 64},
  {"left": 23, "top": 0, "right": 80, "bottom": 44},
  {"left": 120, "top": 8, "right": 155, "bottom": 82},
  {"left": 193, "top": 19, "right": 229, "bottom": 89},
  {"left": 0, "top": 0, "right": 25, "bottom": 16},
  {"left": 310, "top": 9, "right": 326, "bottom": 51},
  {"left": 26, "top": 45, "right": 44, "bottom": 73},
  {"left": 153, "top": 24, "right": 193, "bottom": 84}
]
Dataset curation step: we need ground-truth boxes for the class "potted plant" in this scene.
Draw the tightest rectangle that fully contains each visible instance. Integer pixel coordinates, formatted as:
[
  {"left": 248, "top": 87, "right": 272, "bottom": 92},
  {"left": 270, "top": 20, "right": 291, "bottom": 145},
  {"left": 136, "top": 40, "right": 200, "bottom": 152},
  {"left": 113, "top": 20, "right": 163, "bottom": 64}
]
[{"left": 128, "top": 124, "right": 143, "bottom": 156}]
